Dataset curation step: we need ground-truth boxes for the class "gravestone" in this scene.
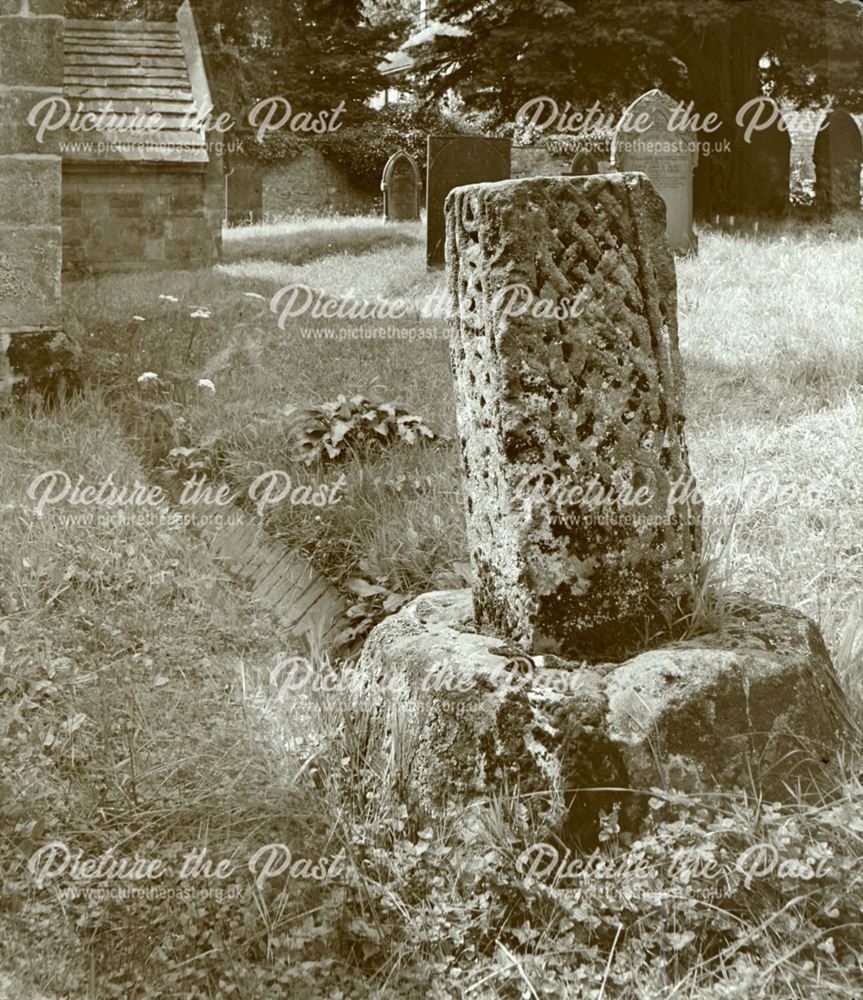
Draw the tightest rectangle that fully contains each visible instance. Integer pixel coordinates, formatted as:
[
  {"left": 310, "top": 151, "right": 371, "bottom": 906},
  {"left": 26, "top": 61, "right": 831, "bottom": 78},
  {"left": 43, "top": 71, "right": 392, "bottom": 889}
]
[
  {"left": 0, "top": 0, "right": 72, "bottom": 395},
  {"left": 570, "top": 149, "right": 599, "bottom": 175},
  {"left": 814, "top": 109, "right": 863, "bottom": 213},
  {"left": 425, "top": 134, "right": 510, "bottom": 267},
  {"left": 446, "top": 172, "right": 701, "bottom": 662},
  {"left": 612, "top": 90, "right": 698, "bottom": 255},
  {"left": 227, "top": 160, "right": 264, "bottom": 224},
  {"left": 358, "top": 173, "right": 853, "bottom": 839},
  {"left": 359, "top": 173, "right": 852, "bottom": 835},
  {"left": 381, "top": 150, "right": 421, "bottom": 221},
  {"left": 739, "top": 98, "right": 791, "bottom": 215}
]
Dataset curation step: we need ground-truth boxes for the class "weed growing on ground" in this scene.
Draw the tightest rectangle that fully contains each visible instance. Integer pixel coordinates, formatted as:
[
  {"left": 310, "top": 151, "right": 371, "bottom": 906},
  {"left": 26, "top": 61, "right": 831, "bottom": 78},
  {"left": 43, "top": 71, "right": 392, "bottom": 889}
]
[{"left": 2, "top": 216, "right": 861, "bottom": 997}]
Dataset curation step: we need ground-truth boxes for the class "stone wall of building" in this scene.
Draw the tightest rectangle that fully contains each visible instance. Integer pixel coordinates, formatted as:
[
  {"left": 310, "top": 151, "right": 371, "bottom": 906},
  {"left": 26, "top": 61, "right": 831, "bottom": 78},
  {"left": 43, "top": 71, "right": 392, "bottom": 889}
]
[
  {"left": 0, "top": 0, "right": 68, "bottom": 393},
  {"left": 511, "top": 145, "right": 570, "bottom": 179},
  {"left": 512, "top": 137, "right": 613, "bottom": 179},
  {"left": 62, "top": 167, "right": 222, "bottom": 275}
]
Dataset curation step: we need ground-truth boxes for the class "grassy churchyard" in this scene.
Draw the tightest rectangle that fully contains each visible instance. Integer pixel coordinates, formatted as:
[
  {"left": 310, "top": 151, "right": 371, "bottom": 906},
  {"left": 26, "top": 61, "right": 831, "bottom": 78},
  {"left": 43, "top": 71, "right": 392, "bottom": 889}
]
[{"left": 1, "top": 213, "right": 863, "bottom": 999}]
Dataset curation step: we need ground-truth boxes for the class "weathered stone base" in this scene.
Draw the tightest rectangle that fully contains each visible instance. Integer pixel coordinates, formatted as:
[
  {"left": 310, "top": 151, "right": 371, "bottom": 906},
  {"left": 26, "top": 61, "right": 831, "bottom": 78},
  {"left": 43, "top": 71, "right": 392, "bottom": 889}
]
[
  {"left": 0, "top": 329, "right": 79, "bottom": 398},
  {"left": 358, "top": 590, "right": 855, "bottom": 847}
]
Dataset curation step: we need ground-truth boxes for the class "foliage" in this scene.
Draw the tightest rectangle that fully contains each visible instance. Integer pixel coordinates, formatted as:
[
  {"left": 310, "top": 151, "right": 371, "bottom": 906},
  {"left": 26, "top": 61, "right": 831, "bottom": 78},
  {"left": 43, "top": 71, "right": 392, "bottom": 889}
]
[
  {"left": 272, "top": 715, "right": 863, "bottom": 1000},
  {"left": 262, "top": 0, "right": 392, "bottom": 117},
  {"left": 274, "top": 393, "right": 442, "bottom": 465},
  {"left": 335, "top": 554, "right": 471, "bottom": 648},
  {"left": 411, "top": 0, "right": 863, "bottom": 120},
  {"left": 408, "top": 0, "right": 863, "bottom": 215},
  {"left": 242, "top": 99, "right": 464, "bottom": 189},
  {"left": 241, "top": 130, "right": 309, "bottom": 168},
  {"left": 131, "top": 376, "right": 455, "bottom": 648},
  {"left": 338, "top": 565, "right": 414, "bottom": 646},
  {"left": 168, "top": 393, "right": 443, "bottom": 476}
]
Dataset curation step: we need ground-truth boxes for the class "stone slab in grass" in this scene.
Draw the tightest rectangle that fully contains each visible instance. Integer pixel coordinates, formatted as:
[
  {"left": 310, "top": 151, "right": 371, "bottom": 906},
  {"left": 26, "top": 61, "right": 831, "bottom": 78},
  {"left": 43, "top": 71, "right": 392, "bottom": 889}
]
[
  {"left": 612, "top": 89, "right": 699, "bottom": 254},
  {"left": 426, "top": 133, "right": 511, "bottom": 267},
  {"left": 382, "top": 150, "right": 421, "bottom": 222},
  {"left": 814, "top": 108, "right": 863, "bottom": 214},
  {"left": 167, "top": 486, "right": 349, "bottom": 650}
]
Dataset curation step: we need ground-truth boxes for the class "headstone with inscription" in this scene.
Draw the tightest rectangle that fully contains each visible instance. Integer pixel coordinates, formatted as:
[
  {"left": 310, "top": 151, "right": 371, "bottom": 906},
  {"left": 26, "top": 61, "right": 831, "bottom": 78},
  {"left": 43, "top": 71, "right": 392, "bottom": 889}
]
[
  {"left": 381, "top": 151, "right": 422, "bottom": 222},
  {"left": 814, "top": 109, "right": 863, "bottom": 213},
  {"left": 612, "top": 89, "right": 698, "bottom": 255},
  {"left": 425, "top": 135, "right": 511, "bottom": 267}
]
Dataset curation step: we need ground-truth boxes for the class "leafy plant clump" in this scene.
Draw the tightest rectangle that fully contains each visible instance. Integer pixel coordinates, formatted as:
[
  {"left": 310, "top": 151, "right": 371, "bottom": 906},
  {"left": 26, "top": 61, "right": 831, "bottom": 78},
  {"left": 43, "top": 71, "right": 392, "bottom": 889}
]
[
  {"left": 162, "top": 394, "right": 445, "bottom": 482},
  {"left": 239, "top": 101, "right": 474, "bottom": 190},
  {"left": 153, "top": 390, "right": 460, "bottom": 647},
  {"left": 265, "top": 394, "right": 445, "bottom": 466},
  {"left": 335, "top": 553, "right": 471, "bottom": 648}
]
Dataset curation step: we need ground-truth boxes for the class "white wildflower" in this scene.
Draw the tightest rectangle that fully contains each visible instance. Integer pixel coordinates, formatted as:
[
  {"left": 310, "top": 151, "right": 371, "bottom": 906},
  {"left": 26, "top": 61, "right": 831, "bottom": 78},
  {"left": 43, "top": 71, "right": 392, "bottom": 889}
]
[
  {"left": 190, "top": 308, "right": 211, "bottom": 319},
  {"left": 158, "top": 294, "right": 179, "bottom": 302},
  {"left": 197, "top": 379, "right": 216, "bottom": 393},
  {"left": 132, "top": 315, "right": 146, "bottom": 322},
  {"left": 137, "top": 372, "right": 159, "bottom": 383}
]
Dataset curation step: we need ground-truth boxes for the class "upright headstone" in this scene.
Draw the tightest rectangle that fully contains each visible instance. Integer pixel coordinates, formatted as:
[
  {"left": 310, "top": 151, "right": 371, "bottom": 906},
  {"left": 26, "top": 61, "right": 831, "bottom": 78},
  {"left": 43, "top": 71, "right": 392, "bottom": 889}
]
[
  {"left": 0, "top": 0, "right": 68, "bottom": 394},
  {"left": 739, "top": 98, "right": 791, "bottom": 215},
  {"left": 426, "top": 134, "right": 510, "bottom": 267},
  {"left": 381, "top": 150, "right": 421, "bottom": 222},
  {"left": 814, "top": 109, "right": 863, "bottom": 213},
  {"left": 445, "top": 173, "right": 702, "bottom": 662},
  {"left": 816, "top": 0, "right": 861, "bottom": 214},
  {"left": 570, "top": 149, "right": 599, "bottom": 175},
  {"left": 226, "top": 159, "right": 264, "bottom": 224},
  {"left": 612, "top": 90, "right": 699, "bottom": 255}
]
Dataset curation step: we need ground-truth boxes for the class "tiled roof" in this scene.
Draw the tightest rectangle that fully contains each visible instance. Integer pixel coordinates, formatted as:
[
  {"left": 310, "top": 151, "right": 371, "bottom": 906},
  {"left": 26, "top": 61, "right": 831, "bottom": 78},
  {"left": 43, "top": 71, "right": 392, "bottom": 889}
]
[{"left": 63, "top": 17, "right": 208, "bottom": 164}]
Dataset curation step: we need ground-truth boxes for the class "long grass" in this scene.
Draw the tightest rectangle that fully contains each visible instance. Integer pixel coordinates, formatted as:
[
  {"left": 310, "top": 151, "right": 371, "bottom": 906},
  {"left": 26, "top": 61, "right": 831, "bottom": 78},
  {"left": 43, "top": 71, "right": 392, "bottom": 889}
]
[
  {"left": 62, "top": 214, "right": 863, "bottom": 672},
  {"left": 2, "top": 213, "right": 862, "bottom": 998},
  {"left": 222, "top": 214, "right": 422, "bottom": 266}
]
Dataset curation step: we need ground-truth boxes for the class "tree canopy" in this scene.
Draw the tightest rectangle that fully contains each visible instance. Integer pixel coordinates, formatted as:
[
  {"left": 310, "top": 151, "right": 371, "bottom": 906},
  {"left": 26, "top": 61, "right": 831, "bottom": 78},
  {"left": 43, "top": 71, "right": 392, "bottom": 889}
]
[
  {"left": 63, "top": 0, "right": 863, "bottom": 212},
  {"left": 65, "top": 0, "right": 399, "bottom": 124},
  {"left": 410, "top": 0, "right": 863, "bottom": 119},
  {"left": 409, "top": 0, "right": 863, "bottom": 214}
]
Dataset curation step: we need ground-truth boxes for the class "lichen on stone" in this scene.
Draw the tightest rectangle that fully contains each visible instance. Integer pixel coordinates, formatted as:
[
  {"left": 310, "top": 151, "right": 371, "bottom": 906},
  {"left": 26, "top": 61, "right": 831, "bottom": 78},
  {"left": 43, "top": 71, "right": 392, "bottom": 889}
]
[{"left": 445, "top": 173, "right": 702, "bottom": 662}]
